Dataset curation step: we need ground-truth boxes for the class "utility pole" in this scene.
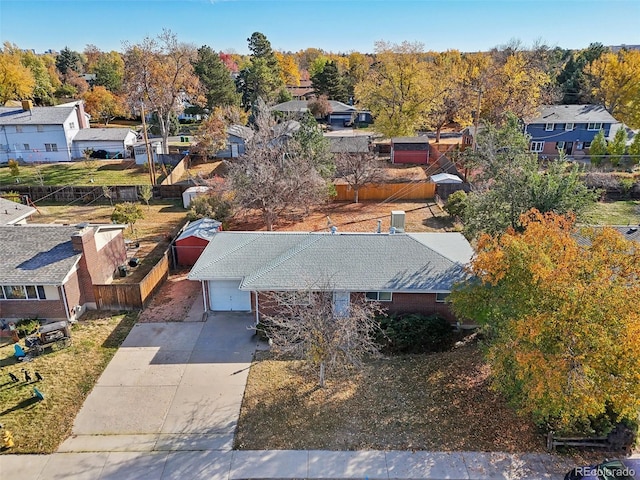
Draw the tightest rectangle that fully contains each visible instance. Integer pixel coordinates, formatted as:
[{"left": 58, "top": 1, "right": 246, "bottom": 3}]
[
  {"left": 140, "top": 102, "right": 156, "bottom": 186},
  {"left": 471, "top": 87, "right": 482, "bottom": 153}
]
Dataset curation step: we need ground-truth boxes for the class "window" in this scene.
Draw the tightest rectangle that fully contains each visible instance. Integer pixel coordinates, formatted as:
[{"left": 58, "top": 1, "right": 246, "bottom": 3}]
[
  {"left": 556, "top": 141, "right": 565, "bottom": 151},
  {"left": 584, "top": 141, "right": 592, "bottom": 149},
  {"left": 435, "top": 292, "right": 450, "bottom": 303},
  {"left": 1, "top": 285, "right": 47, "bottom": 300},
  {"left": 37, "top": 125, "right": 44, "bottom": 132},
  {"left": 530, "top": 141, "right": 544, "bottom": 153},
  {"left": 15, "top": 125, "right": 23, "bottom": 133},
  {"left": 23, "top": 144, "right": 30, "bottom": 151},
  {"left": 69, "top": 122, "right": 76, "bottom": 129},
  {"left": 45, "top": 143, "right": 58, "bottom": 152},
  {"left": 587, "top": 122, "right": 603, "bottom": 131},
  {"left": 365, "top": 292, "right": 392, "bottom": 302},
  {"left": 576, "top": 142, "right": 584, "bottom": 150},
  {"left": 545, "top": 123, "right": 554, "bottom": 131},
  {"left": 565, "top": 123, "right": 574, "bottom": 131}
]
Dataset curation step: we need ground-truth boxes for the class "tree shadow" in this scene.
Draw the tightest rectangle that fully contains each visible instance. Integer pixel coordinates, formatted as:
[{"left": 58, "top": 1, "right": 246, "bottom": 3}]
[{"left": 0, "top": 394, "right": 41, "bottom": 416}]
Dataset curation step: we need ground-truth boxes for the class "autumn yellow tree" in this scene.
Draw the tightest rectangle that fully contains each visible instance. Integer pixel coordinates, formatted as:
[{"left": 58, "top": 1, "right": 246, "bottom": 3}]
[
  {"left": 123, "top": 29, "right": 202, "bottom": 154},
  {"left": 451, "top": 209, "right": 640, "bottom": 435},
  {"left": 83, "top": 86, "right": 126, "bottom": 125},
  {"left": 355, "top": 41, "right": 435, "bottom": 137},
  {"left": 585, "top": 49, "right": 640, "bottom": 129},
  {"left": 275, "top": 51, "right": 301, "bottom": 86},
  {"left": 0, "top": 44, "right": 35, "bottom": 103}
]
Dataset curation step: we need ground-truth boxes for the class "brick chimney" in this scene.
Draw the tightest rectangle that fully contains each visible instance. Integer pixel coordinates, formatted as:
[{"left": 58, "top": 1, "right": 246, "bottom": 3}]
[
  {"left": 75, "top": 101, "right": 89, "bottom": 129},
  {"left": 71, "top": 226, "right": 101, "bottom": 303}
]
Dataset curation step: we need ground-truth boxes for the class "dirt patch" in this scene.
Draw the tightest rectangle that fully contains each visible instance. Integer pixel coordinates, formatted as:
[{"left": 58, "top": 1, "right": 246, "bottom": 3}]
[
  {"left": 229, "top": 201, "right": 456, "bottom": 233},
  {"left": 137, "top": 271, "right": 201, "bottom": 322}
]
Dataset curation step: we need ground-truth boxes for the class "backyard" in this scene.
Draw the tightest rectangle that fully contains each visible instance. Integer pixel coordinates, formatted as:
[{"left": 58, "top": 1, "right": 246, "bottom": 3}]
[
  {"left": 586, "top": 200, "right": 640, "bottom": 225},
  {"left": 0, "top": 312, "right": 137, "bottom": 453},
  {"left": 0, "top": 160, "right": 151, "bottom": 187}
]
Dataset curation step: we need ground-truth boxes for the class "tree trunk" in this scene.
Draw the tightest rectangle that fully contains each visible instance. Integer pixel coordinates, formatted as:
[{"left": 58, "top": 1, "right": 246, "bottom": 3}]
[
  {"left": 354, "top": 188, "right": 359, "bottom": 203},
  {"left": 436, "top": 125, "right": 442, "bottom": 143},
  {"left": 160, "top": 111, "right": 170, "bottom": 155},
  {"left": 319, "top": 362, "right": 325, "bottom": 388}
]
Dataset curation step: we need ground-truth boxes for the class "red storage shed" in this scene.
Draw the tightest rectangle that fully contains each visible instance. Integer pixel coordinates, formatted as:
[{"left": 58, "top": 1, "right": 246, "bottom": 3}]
[
  {"left": 391, "top": 137, "right": 430, "bottom": 164},
  {"left": 175, "top": 218, "right": 222, "bottom": 267}
]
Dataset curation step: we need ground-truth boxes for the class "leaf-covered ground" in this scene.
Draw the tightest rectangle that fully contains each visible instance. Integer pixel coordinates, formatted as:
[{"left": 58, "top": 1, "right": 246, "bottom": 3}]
[{"left": 236, "top": 342, "right": 544, "bottom": 452}]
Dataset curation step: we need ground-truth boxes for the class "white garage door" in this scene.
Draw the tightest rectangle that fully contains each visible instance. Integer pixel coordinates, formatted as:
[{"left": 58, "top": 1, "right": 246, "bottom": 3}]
[{"left": 208, "top": 280, "right": 251, "bottom": 311}]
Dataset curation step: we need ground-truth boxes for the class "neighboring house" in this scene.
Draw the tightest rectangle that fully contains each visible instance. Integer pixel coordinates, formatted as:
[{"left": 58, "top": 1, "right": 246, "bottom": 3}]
[
  {"left": 327, "top": 135, "right": 372, "bottom": 155},
  {"left": 524, "top": 104, "right": 619, "bottom": 157},
  {"left": 575, "top": 225, "right": 640, "bottom": 247},
  {"left": 286, "top": 79, "right": 315, "bottom": 100},
  {"left": 0, "top": 223, "right": 127, "bottom": 322},
  {"left": 188, "top": 231, "right": 474, "bottom": 324},
  {"left": 270, "top": 100, "right": 373, "bottom": 127},
  {"left": 0, "top": 197, "right": 36, "bottom": 225},
  {"left": 175, "top": 218, "right": 223, "bottom": 267},
  {"left": 391, "top": 137, "right": 430, "bottom": 164},
  {"left": 215, "top": 125, "right": 254, "bottom": 158},
  {"left": 72, "top": 128, "right": 137, "bottom": 159},
  {"left": 0, "top": 100, "right": 90, "bottom": 163}
]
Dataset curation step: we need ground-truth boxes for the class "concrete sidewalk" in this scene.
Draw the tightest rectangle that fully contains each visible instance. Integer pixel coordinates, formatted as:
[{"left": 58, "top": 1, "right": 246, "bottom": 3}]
[{"left": 0, "top": 449, "right": 583, "bottom": 479}]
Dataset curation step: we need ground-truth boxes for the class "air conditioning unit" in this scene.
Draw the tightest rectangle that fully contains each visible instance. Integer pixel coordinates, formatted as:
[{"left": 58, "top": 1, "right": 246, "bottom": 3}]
[{"left": 390, "top": 211, "right": 405, "bottom": 233}]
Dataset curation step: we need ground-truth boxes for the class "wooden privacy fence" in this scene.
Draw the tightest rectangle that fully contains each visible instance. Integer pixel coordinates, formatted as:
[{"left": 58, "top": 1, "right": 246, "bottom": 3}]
[
  {"left": 333, "top": 182, "right": 436, "bottom": 202},
  {"left": 160, "top": 156, "right": 188, "bottom": 186},
  {"left": 93, "top": 248, "right": 170, "bottom": 310}
]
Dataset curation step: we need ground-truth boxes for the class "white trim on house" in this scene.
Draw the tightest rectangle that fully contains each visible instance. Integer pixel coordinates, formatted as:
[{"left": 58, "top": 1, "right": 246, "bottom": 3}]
[
  {"left": 545, "top": 123, "right": 554, "bottom": 131},
  {"left": 587, "top": 122, "right": 603, "bottom": 131},
  {"left": 530, "top": 141, "right": 544, "bottom": 152}
]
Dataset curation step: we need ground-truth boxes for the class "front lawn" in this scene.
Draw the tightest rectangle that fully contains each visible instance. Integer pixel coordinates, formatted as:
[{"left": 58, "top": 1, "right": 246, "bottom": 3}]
[
  {"left": 0, "top": 160, "right": 150, "bottom": 187},
  {"left": 0, "top": 312, "right": 137, "bottom": 453},
  {"left": 236, "top": 341, "right": 544, "bottom": 452},
  {"left": 587, "top": 200, "right": 640, "bottom": 225}
]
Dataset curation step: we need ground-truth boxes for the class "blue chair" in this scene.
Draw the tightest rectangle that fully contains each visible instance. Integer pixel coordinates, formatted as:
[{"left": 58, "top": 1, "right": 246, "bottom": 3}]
[{"left": 13, "top": 344, "right": 25, "bottom": 359}]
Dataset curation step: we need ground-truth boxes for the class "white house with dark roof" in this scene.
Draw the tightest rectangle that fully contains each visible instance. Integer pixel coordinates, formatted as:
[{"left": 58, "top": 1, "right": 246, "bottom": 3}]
[
  {"left": 0, "top": 100, "right": 90, "bottom": 162},
  {"left": 72, "top": 128, "right": 137, "bottom": 159},
  {"left": 270, "top": 100, "right": 373, "bottom": 127},
  {"left": 0, "top": 197, "right": 36, "bottom": 225},
  {"left": 188, "top": 231, "right": 474, "bottom": 324}
]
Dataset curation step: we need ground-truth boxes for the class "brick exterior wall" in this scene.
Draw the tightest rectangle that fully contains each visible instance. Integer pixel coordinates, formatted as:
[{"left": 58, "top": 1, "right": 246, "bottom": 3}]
[
  {"left": 72, "top": 227, "right": 126, "bottom": 304},
  {"left": 254, "top": 291, "right": 458, "bottom": 324},
  {"left": 0, "top": 298, "right": 67, "bottom": 320}
]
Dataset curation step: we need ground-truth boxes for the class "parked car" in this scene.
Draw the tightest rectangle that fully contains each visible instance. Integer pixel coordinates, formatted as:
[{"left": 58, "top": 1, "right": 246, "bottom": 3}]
[{"left": 565, "top": 459, "right": 640, "bottom": 480}]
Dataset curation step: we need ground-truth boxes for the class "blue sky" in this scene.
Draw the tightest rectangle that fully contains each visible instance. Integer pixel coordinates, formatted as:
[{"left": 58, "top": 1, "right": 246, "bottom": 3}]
[{"left": 1, "top": 0, "right": 639, "bottom": 54}]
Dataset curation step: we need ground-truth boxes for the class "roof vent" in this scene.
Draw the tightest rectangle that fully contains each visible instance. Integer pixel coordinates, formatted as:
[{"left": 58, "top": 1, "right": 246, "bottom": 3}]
[
  {"left": 376, "top": 219, "right": 382, "bottom": 234},
  {"left": 76, "top": 222, "right": 89, "bottom": 229},
  {"left": 21, "top": 100, "right": 33, "bottom": 111},
  {"left": 330, "top": 226, "right": 338, "bottom": 235},
  {"left": 389, "top": 226, "right": 396, "bottom": 234}
]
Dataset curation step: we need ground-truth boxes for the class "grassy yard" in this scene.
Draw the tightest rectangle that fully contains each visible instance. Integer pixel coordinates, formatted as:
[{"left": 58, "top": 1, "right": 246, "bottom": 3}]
[
  {"left": 587, "top": 200, "right": 640, "bottom": 225},
  {"left": 0, "top": 160, "right": 150, "bottom": 187},
  {"left": 0, "top": 312, "right": 137, "bottom": 453},
  {"left": 236, "top": 341, "right": 544, "bottom": 452}
]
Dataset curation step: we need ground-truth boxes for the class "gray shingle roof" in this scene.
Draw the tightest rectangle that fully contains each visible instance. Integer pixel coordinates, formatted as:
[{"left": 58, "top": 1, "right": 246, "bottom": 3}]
[
  {"left": 575, "top": 225, "right": 640, "bottom": 246},
  {"left": 227, "top": 124, "right": 254, "bottom": 140},
  {"left": 270, "top": 100, "right": 361, "bottom": 114},
  {"left": 0, "top": 225, "right": 82, "bottom": 285},
  {"left": 392, "top": 137, "right": 430, "bottom": 144},
  {"left": 526, "top": 105, "right": 619, "bottom": 124},
  {"left": 73, "top": 128, "right": 135, "bottom": 142},
  {"left": 188, "top": 231, "right": 474, "bottom": 292},
  {"left": 0, "top": 198, "right": 37, "bottom": 225},
  {"left": 0, "top": 106, "right": 76, "bottom": 126},
  {"left": 328, "top": 136, "right": 371, "bottom": 153}
]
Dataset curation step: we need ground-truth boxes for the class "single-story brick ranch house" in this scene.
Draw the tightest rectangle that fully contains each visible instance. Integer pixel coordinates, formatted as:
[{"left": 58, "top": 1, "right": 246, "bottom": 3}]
[
  {"left": 188, "top": 231, "right": 474, "bottom": 324},
  {"left": 0, "top": 223, "right": 127, "bottom": 322}
]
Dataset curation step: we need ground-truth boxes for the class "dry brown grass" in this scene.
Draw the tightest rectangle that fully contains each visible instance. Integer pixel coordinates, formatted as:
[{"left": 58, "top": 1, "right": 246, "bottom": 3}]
[
  {"left": 229, "top": 201, "right": 460, "bottom": 233},
  {"left": 236, "top": 342, "right": 544, "bottom": 452},
  {"left": 0, "top": 312, "right": 137, "bottom": 453}
]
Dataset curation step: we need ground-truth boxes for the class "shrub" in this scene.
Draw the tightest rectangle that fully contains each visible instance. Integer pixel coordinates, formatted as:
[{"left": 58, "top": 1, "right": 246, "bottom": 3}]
[
  {"left": 444, "top": 190, "right": 468, "bottom": 219},
  {"left": 187, "top": 193, "right": 233, "bottom": 225},
  {"left": 376, "top": 313, "right": 454, "bottom": 354},
  {"left": 8, "top": 159, "right": 20, "bottom": 177}
]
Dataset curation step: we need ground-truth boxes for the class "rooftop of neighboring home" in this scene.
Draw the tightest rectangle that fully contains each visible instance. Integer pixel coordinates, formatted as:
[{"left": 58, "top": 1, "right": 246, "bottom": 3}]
[
  {"left": 391, "top": 136, "right": 430, "bottom": 144},
  {"left": 0, "top": 197, "right": 37, "bottom": 225},
  {"left": 0, "top": 105, "right": 78, "bottom": 126},
  {"left": 575, "top": 225, "right": 640, "bottom": 246},
  {"left": 270, "top": 100, "right": 362, "bottom": 114},
  {"left": 73, "top": 128, "right": 136, "bottom": 142},
  {"left": 227, "top": 124, "right": 254, "bottom": 140},
  {"left": 0, "top": 223, "right": 125, "bottom": 285},
  {"left": 526, "top": 104, "right": 619, "bottom": 125},
  {"left": 327, "top": 135, "right": 371, "bottom": 154},
  {"left": 189, "top": 231, "right": 474, "bottom": 292}
]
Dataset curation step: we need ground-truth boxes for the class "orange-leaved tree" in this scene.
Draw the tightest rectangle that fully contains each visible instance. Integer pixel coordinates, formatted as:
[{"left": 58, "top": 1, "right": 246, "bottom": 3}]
[{"left": 450, "top": 209, "right": 640, "bottom": 435}]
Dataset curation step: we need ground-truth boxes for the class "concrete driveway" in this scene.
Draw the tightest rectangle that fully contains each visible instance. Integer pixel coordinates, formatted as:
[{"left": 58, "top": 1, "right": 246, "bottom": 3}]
[{"left": 60, "top": 312, "right": 258, "bottom": 453}]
